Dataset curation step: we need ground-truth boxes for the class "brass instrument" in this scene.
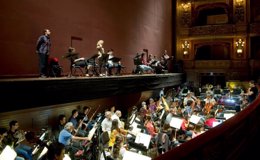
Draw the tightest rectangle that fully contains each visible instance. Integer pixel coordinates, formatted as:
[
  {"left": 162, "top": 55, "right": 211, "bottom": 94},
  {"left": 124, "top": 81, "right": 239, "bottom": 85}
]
[{"left": 161, "top": 96, "right": 169, "bottom": 111}]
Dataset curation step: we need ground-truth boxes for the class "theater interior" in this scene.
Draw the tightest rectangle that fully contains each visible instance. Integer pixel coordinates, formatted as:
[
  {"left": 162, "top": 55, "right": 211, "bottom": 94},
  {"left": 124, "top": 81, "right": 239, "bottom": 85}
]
[{"left": 0, "top": 0, "right": 260, "bottom": 160}]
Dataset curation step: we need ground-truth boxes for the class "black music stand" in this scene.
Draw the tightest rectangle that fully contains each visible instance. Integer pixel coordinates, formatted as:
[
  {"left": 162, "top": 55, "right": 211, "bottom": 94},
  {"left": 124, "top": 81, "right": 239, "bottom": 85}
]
[
  {"left": 87, "top": 54, "right": 99, "bottom": 76},
  {"left": 109, "top": 57, "right": 121, "bottom": 63},
  {"left": 63, "top": 52, "right": 84, "bottom": 77},
  {"left": 98, "top": 53, "right": 109, "bottom": 75}
]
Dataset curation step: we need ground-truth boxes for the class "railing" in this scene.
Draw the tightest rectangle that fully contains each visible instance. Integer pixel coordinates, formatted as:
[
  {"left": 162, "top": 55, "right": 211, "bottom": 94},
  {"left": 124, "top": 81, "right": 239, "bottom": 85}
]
[{"left": 154, "top": 94, "right": 260, "bottom": 160}]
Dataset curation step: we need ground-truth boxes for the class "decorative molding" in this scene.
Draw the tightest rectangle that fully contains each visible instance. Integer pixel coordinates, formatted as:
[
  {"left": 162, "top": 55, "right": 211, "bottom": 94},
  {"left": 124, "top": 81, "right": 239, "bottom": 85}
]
[
  {"left": 189, "top": 24, "right": 235, "bottom": 36},
  {"left": 194, "top": 60, "right": 230, "bottom": 69},
  {"left": 234, "top": 5, "right": 245, "bottom": 23}
]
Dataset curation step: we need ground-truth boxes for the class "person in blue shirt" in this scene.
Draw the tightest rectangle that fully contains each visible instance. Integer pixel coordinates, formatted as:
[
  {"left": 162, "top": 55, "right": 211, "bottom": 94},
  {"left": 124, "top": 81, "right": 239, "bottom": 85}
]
[{"left": 58, "top": 122, "right": 89, "bottom": 157}]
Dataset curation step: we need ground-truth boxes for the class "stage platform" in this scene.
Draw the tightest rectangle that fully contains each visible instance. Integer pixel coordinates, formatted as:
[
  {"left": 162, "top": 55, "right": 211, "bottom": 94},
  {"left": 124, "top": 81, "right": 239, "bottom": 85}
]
[{"left": 0, "top": 73, "right": 183, "bottom": 112}]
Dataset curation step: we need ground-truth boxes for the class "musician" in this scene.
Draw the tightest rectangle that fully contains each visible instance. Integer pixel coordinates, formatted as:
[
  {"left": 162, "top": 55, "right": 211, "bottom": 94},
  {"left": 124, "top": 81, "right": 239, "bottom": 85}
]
[
  {"left": 144, "top": 115, "right": 157, "bottom": 138},
  {"left": 58, "top": 122, "right": 89, "bottom": 154},
  {"left": 0, "top": 127, "right": 7, "bottom": 152},
  {"left": 52, "top": 114, "right": 67, "bottom": 141},
  {"left": 139, "top": 102, "right": 148, "bottom": 121},
  {"left": 5, "top": 120, "right": 33, "bottom": 160},
  {"left": 0, "top": 128, "right": 26, "bottom": 160},
  {"left": 135, "top": 49, "right": 154, "bottom": 74},
  {"left": 183, "top": 100, "right": 194, "bottom": 117},
  {"left": 101, "top": 111, "right": 113, "bottom": 132},
  {"left": 46, "top": 142, "right": 65, "bottom": 160},
  {"left": 108, "top": 119, "right": 128, "bottom": 148},
  {"left": 148, "top": 98, "right": 157, "bottom": 114},
  {"left": 106, "top": 49, "right": 122, "bottom": 76},
  {"left": 242, "top": 80, "right": 258, "bottom": 103},
  {"left": 96, "top": 40, "right": 107, "bottom": 76},
  {"left": 203, "top": 94, "right": 216, "bottom": 115},
  {"left": 111, "top": 110, "right": 124, "bottom": 129},
  {"left": 183, "top": 92, "right": 195, "bottom": 106},
  {"left": 204, "top": 94, "right": 216, "bottom": 106},
  {"left": 204, "top": 111, "right": 218, "bottom": 128},
  {"left": 154, "top": 50, "right": 172, "bottom": 74},
  {"left": 68, "top": 109, "right": 79, "bottom": 129}
]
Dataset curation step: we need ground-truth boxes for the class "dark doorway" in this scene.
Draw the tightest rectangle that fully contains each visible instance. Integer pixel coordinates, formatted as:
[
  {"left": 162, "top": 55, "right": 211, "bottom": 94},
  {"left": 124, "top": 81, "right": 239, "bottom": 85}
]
[{"left": 200, "top": 73, "right": 226, "bottom": 88}]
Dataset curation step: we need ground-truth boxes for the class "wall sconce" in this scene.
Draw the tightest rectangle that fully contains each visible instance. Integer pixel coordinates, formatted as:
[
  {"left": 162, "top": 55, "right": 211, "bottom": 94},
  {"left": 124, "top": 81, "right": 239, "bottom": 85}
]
[
  {"left": 235, "top": 38, "right": 245, "bottom": 55},
  {"left": 236, "top": 0, "right": 243, "bottom": 6},
  {"left": 181, "top": 2, "right": 191, "bottom": 12},
  {"left": 182, "top": 40, "right": 190, "bottom": 55}
]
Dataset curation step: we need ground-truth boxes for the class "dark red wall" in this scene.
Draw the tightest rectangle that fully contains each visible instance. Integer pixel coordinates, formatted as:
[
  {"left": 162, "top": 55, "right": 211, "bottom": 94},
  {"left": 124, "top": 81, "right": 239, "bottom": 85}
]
[{"left": 0, "top": 0, "right": 173, "bottom": 76}]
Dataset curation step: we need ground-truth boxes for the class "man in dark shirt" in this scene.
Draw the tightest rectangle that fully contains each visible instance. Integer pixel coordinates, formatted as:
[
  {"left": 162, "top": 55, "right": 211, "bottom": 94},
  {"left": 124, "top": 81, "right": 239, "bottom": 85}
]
[
  {"left": 36, "top": 29, "right": 51, "bottom": 78},
  {"left": 246, "top": 80, "right": 259, "bottom": 103}
]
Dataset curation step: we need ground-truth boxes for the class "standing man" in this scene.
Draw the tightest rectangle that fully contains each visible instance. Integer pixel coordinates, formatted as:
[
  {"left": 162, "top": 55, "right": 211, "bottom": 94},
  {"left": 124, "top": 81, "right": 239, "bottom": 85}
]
[
  {"left": 242, "top": 80, "right": 259, "bottom": 103},
  {"left": 36, "top": 29, "right": 51, "bottom": 78}
]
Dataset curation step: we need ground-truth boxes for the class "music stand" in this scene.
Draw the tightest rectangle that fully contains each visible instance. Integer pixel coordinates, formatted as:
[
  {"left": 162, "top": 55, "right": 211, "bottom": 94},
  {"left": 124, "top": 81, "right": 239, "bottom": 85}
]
[
  {"left": 212, "top": 121, "right": 222, "bottom": 127},
  {"left": 170, "top": 116, "right": 183, "bottom": 140},
  {"left": 189, "top": 115, "right": 202, "bottom": 125},
  {"left": 87, "top": 54, "right": 99, "bottom": 76},
  {"left": 109, "top": 57, "right": 121, "bottom": 63},
  {"left": 63, "top": 52, "right": 80, "bottom": 77},
  {"left": 223, "top": 113, "right": 235, "bottom": 120},
  {"left": 0, "top": 145, "right": 17, "bottom": 160},
  {"left": 134, "top": 132, "right": 151, "bottom": 149}
]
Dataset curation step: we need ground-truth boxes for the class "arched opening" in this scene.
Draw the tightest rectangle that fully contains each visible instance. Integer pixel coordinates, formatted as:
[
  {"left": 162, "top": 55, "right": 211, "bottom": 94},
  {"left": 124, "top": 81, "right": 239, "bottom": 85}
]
[
  {"left": 195, "top": 42, "right": 231, "bottom": 60},
  {"left": 193, "top": 3, "right": 231, "bottom": 26}
]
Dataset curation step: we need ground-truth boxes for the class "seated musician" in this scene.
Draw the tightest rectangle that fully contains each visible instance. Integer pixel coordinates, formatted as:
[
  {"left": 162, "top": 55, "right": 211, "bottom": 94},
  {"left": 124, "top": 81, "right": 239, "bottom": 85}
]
[
  {"left": 106, "top": 49, "right": 122, "bottom": 76},
  {"left": 101, "top": 111, "right": 113, "bottom": 133},
  {"left": 204, "top": 111, "right": 218, "bottom": 128},
  {"left": 154, "top": 50, "right": 172, "bottom": 74},
  {"left": 4, "top": 120, "right": 32, "bottom": 160},
  {"left": 58, "top": 122, "right": 89, "bottom": 155},
  {"left": 144, "top": 115, "right": 157, "bottom": 138},
  {"left": 108, "top": 119, "right": 128, "bottom": 148},
  {"left": 46, "top": 142, "right": 65, "bottom": 160},
  {"left": 135, "top": 49, "right": 153, "bottom": 74},
  {"left": 203, "top": 94, "right": 216, "bottom": 115},
  {"left": 0, "top": 127, "right": 25, "bottom": 160}
]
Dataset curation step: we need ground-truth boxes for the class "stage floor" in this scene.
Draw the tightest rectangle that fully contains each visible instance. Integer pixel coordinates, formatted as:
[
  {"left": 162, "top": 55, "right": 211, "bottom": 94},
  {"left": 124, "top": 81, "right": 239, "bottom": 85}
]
[{"left": 0, "top": 73, "right": 183, "bottom": 112}]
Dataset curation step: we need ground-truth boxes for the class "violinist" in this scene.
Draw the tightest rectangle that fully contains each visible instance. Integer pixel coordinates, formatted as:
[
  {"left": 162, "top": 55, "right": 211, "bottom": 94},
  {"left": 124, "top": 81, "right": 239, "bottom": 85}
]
[
  {"left": 108, "top": 119, "right": 128, "bottom": 148},
  {"left": 144, "top": 115, "right": 157, "bottom": 138}
]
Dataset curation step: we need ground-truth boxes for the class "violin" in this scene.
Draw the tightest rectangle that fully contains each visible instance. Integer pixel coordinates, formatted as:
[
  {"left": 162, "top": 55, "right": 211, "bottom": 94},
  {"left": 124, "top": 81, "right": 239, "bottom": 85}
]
[{"left": 204, "top": 103, "right": 213, "bottom": 115}]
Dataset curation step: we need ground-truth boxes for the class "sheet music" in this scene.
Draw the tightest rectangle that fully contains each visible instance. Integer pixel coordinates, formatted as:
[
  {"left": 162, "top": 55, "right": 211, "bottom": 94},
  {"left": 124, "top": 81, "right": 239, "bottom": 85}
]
[
  {"left": 134, "top": 133, "right": 151, "bottom": 149},
  {"left": 212, "top": 121, "right": 222, "bottom": 127},
  {"left": 0, "top": 146, "right": 17, "bottom": 160},
  {"left": 189, "top": 115, "right": 201, "bottom": 124},
  {"left": 170, "top": 117, "right": 183, "bottom": 129},
  {"left": 224, "top": 113, "right": 235, "bottom": 120}
]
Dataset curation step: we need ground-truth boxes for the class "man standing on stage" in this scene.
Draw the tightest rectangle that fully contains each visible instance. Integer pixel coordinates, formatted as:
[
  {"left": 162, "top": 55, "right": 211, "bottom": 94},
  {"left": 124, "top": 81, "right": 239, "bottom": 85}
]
[{"left": 36, "top": 29, "right": 51, "bottom": 78}]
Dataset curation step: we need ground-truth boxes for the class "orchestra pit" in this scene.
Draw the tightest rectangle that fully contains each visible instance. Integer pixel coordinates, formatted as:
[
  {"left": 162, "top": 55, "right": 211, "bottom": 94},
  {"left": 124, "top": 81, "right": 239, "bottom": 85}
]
[{"left": 1, "top": 0, "right": 260, "bottom": 160}]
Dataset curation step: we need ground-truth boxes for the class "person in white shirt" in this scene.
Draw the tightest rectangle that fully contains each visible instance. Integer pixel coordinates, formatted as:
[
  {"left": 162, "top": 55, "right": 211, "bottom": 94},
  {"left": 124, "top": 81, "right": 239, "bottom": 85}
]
[
  {"left": 111, "top": 110, "right": 124, "bottom": 128},
  {"left": 101, "top": 111, "right": 112, "bottom": 132}
]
